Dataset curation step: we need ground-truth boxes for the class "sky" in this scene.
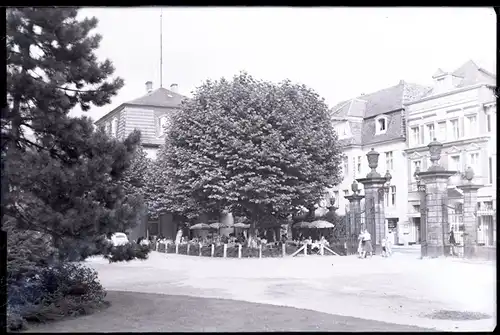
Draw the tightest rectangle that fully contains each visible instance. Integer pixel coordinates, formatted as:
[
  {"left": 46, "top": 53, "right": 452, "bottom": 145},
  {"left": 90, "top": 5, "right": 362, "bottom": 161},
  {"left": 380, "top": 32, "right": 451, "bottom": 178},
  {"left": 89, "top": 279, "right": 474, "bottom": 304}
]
[{"left": 73, "top": 7, "right": 497, "bottom": 121}]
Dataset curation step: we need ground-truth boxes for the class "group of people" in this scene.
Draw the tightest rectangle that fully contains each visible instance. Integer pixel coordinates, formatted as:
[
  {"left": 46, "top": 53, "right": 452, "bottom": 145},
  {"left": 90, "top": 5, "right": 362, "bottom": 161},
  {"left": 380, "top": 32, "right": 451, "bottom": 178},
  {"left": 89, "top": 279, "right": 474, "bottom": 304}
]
[{"left": 357, "top": 229, "right": 392, "bottom": 258}]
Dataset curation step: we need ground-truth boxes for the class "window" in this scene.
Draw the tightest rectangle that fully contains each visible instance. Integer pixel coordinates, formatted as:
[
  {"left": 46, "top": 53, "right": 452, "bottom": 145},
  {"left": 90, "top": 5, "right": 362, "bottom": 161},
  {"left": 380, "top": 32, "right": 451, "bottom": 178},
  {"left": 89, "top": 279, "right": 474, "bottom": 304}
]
[
  {"left": 437, "top": 121, "right": 446, "bottom": 141},
  {"left": 486, "top": 114, "right": 492, "bottom": 132},
  {"left": 449, "top": 119, "right": 459, "bottom": 140},
  {"left": 449, "top": 155, "right": 461, "bottom": 172},
  {"left": 343, "top": 190, "right": 349, "bottom": 197},
  {"left": 385, "top": 151, "right": 393, "bottom": 170},
  {"left": 376, "top": 116, "right": 387, "bottom": 134},
  {"left": 342, "top": 157, "right": 349, "bottom": 175},
  {"left": 357, "top": 156, "right": 362, "bottom": 174},
  {"left": 390, "top": 186, "right": 396, "bottom": 206},
  {"left": 334, "top": 191, "right": 339, "bottom": 205},
  {"left": 111, "top": 118, "right": 118, "bottom": 137},
  {"left": 411, "top": 126, "right": 420, "bottom": 145},
  {"left": 384, "top": 189, "right": 389, "bottom": 204},
  {"left": 468, "top": 152, "right": 479, "bottom": 173},
  {"left": 426, "top": 123, "right": 435, "bottom": 144},
  {"left": 465, "top": 115, "right": 477, "bottom": 137},
  {"left": 489, "top": 157, "right": 493, "bottom": 184}
]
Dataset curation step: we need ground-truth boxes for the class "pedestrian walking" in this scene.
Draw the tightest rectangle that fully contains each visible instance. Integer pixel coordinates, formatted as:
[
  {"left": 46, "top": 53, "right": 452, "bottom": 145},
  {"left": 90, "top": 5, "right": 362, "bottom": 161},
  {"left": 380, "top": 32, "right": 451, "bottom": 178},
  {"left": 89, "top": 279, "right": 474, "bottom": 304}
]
[{"left": 357, "top": 232, "right": 364, "bottom": 258}]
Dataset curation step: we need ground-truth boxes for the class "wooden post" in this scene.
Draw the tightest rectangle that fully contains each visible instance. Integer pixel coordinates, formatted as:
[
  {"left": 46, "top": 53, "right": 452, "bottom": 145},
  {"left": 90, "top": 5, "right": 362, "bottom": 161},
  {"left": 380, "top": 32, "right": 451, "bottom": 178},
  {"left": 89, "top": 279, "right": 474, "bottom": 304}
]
[
  {"left": 175, "top": 243, "right": 179, "bottom": 254},
  {"left": 320, "top": 244, "right": 324, "bottom": 256},
  {"left": 259, "top": 244, "right": 262, "bottom": 258},
  {"left": 199, "top": 243, "right": 202, "bottom": 256},
  {"left": 187, "top": 243, "right": 190, "bottom": 255},
  {"left": 223, "top": 244, "right": 227, "bottom": 258},
  {"left": 211, "top": 244, "right": 215, "bottom": 257},
  {"left": 238, "top": 244, "right": 242, "bottom": 258},
  {"left": 304, "top": 243, "right": 307, "bottom": 256},
  {"left": 282, "top": 243, "right": 286, "bottom": 257}
]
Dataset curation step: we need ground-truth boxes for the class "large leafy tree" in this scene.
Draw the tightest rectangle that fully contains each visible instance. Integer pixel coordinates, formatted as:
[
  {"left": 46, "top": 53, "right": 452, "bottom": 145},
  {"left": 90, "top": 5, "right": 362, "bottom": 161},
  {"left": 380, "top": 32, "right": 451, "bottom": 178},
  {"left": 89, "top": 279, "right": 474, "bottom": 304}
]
[
  {"left": 3, "top": 7, "right": 148, "bottom": 260},
  {"left": 159, "top": 72, "right": 343, "bottom": 236}
]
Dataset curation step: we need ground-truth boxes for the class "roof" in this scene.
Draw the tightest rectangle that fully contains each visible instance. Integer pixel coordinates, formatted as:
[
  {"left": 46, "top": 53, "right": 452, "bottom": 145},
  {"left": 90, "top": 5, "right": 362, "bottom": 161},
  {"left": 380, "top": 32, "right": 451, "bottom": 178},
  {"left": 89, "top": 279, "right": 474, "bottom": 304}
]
[
  {"left": 424, "top": 60, "right": 496, "bottom": 97},
  {"left": 331, "top": 80, "right": 431, "bottom": 120},
  {"left": 95, "top": 87, "right": 186, "bottom": 124}
]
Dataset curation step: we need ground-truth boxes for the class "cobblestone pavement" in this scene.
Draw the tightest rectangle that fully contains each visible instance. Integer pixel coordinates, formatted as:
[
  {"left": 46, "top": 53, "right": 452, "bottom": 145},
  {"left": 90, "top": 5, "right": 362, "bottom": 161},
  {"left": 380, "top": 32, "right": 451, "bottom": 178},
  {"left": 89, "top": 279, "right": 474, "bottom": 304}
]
[{"left": 84, "top": 250, "right": 496, "bottom": 331}]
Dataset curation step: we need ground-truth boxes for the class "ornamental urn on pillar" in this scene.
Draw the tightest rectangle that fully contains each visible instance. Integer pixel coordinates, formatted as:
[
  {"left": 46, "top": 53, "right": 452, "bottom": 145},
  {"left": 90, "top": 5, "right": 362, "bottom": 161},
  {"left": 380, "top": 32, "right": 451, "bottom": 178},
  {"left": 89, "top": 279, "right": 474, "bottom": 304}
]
[
  {"left": 427, "top": 138, "right": 445, "bottom": 171},
  {"left": 351, "top": 180, "right": 360, "bottom": 195},
  {"left": 463, "top": 166, "right": 475, "bottom": 182},
  {"left": 366, "top": 148, "right": 381, "bottom": 178}
]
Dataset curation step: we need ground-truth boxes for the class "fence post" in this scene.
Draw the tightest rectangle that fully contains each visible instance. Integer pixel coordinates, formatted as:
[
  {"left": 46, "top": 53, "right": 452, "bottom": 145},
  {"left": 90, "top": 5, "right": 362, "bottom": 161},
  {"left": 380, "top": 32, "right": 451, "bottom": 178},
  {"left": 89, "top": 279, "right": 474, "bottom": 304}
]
[
  {"left": 211, "top": 244, "right": 215, "bottom": 257},
  {"left": 320, "top": 244, "right": 324, "bottom": 256},
  {"left": 304, "top": 243, "right": 307, "bottom": 256},
  {"left": 238, "top": 244, "right": 242, "bottom": 258},
  {"left": 187, "top": 243, "right": 190, "bottom": 255},
  {"left": 259, "top": 244, "right": 262, "bottom": 258},
  {"left": 282, "top": 243, "right": 286, "bottom": 257},
  {"left": 223, "top": 244, "right": 227, "bottom": 258},
  {"left": 175, "top": 243, "right": 179, "bottom": 254},
  {"left": 199, "top": 243, "right": 202, "bottom": 256}
]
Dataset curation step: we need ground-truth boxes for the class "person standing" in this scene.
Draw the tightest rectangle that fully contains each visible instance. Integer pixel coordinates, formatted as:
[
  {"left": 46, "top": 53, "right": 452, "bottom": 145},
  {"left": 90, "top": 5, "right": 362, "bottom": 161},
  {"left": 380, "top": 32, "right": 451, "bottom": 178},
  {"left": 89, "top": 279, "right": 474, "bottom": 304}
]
[
  {"left": 362, "top": 229, "right": 373, "bottom": 258},
  {"left": 449, "top": 230, "right": 457, "bottom": 256}
]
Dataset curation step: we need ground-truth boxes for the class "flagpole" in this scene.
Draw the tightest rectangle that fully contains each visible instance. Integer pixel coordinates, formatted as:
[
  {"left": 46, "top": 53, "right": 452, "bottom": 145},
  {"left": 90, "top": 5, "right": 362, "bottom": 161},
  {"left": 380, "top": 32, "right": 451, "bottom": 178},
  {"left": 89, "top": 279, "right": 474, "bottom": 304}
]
[{"left": 160, "top": 9, "right": 163, "bottom": 88}]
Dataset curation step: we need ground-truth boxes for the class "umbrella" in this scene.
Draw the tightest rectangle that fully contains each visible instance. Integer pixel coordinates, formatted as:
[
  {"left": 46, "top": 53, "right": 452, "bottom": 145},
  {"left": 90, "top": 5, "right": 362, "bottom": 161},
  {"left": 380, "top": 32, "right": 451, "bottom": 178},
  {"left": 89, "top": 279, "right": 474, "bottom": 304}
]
[
  {"left": 309, "top": 220, "right": 334, "bottom": 229},
  {"left": 209, "top": 222, "right": 232, "bottom": 229},
  {"left": 189, "top": 223, "right": 211, "bottom": 230},
  {"left": 293, "top": 221, "right": 311, "bottom": 229},
  {"left": 233, "top": 222, "right": 250, "bottom": 229}
]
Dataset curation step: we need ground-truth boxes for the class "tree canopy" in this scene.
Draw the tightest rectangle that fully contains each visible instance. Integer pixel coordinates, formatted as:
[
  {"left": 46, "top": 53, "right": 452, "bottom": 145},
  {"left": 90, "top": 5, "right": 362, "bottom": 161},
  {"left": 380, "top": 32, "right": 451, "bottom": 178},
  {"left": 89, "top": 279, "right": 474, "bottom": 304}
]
[
  {"left": 156, "top": 72, "right": 343, "bottom": 232},
  {"left": 3, "top": 7, "right": 148, "bottom": 261}
]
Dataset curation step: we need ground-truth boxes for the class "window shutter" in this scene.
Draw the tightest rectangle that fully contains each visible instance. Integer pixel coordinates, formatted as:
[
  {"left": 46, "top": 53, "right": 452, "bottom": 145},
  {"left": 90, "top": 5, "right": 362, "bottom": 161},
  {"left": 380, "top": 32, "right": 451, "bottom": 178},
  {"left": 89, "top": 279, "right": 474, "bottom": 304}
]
[
  {"left": 459, "top": 116, "right": 464, "bottom": 138},
  {"left": 420, "top": 125, "right": 424, "bottom": 144}
]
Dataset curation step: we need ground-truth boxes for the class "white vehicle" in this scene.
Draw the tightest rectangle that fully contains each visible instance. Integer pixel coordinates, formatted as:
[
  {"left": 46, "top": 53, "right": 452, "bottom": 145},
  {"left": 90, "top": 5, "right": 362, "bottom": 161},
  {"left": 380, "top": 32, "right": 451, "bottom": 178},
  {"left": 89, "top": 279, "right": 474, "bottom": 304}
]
[{"left": 109, "top": 233, "right": 129, "bottom": 246}]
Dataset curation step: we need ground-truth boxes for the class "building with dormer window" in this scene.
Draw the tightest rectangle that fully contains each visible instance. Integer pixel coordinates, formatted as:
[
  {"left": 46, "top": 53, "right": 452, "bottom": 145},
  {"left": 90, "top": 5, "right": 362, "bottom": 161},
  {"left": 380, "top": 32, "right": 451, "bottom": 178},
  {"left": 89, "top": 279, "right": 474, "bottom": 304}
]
[
  {"left": 95, "top": 81, "right": 185, "bottom": 160},
  {"left": 94, "top": 81, "right": 186, "bottom": 241},
  {"left": 329, "top": 80, "right": 430, "bottom": 245},
  {"left": 404, "top": 60, "right": 496, "bottom": 247}
]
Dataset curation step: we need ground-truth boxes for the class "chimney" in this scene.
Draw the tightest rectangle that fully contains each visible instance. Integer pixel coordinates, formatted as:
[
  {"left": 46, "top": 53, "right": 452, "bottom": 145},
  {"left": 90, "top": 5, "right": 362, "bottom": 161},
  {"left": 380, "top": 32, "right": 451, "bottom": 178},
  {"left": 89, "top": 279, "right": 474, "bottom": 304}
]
[
  {"left": 170, "top": 83, "right": 178, "bottom": 93},
  {"left": 145, "top": 81, "right": 153, "bottom": 93}
]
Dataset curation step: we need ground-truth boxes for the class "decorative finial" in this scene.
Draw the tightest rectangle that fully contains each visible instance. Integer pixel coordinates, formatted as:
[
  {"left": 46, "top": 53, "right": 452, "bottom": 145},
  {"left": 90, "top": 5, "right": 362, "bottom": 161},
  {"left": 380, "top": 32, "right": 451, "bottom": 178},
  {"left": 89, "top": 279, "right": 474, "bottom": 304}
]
[
  {"left": 428, "top": 138, "right": 444, "bottom": 171},
  {"left": 366, "top": 148, "right": 380, "bottom": 178},
  {"left": 351, "top": 180, "right": 359, "bottom": 194},
  {"left": 464, "top": 166, "right": 474, "bottom": 182},
  {"left": 385, "top": 170, "right": 392, "bottom": 183}
]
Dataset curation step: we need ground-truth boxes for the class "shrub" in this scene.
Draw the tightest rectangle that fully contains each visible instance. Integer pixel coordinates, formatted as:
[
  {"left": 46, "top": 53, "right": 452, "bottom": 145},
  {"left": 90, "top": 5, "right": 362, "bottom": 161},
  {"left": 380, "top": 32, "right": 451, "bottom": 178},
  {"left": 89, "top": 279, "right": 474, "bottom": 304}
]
[
  {"left": 189, "top": 243, "right": 201, "bottom": 256},
  {"left": 166, "top": 243, "right": 176, "bottom": 254},
  {"left": 201, "top": 245, "right": 212, "bottom": 256},
  {"left": 213, "top": 245, "right": 224, "bottom": 257},
  {"left": 7, "top": 262, "right": 108, "bottom": 331},
  {"left": 285, "top": 242, "right": 300, "bottom": 255},
  {"left": 158, "top": 243, "right": 166, "bottom": 253},
  {"left": 226, "top": 246, "right": 239, "bottom": 258},
  {"left": 241, "top": 247, "right": 260, "bottom": 258},
  {"left": 103, "top": 243, "right": 150, "bottom": 263},
  {"left": 262, "top": 244, "right": 282, "bottom": 258},
  {"left": 178, "top": 244, "right": 188, "bottom": 255}
]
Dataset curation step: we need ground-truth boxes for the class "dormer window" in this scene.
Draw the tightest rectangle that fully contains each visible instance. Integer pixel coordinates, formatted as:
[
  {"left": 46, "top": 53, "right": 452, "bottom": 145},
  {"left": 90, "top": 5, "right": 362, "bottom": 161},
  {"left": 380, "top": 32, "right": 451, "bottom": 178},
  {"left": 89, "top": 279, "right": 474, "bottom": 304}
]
[
  {"left": 376, "top": 116, "right": 388, "bottom": 135},
  {"left": 336, "top": 122, "right": 350, "bottom": 139}
]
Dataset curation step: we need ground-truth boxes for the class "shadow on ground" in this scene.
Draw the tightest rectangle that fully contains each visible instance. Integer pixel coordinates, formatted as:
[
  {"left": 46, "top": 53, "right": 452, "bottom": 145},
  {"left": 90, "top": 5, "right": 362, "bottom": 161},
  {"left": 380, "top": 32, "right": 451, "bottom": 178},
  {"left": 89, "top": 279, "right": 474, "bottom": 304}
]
[{"left": 25, "top": 291, "right": 434, "bottom": 332}]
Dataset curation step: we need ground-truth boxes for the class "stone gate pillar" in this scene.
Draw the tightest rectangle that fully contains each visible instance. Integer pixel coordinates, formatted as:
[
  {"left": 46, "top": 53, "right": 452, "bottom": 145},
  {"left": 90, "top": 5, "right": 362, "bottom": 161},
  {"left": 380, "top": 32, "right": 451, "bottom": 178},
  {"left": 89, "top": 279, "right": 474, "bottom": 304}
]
[
  {"left": 417, "top": 139, "right": 456, "bottom": 258},
  {"left": 414, "top": 166, "right": 428, "bottom": 257},
  {"left": 345, "top": 180, "right": 364, "bottom": 237},
  {"left": 357, "top": 148, "right": 391, "bottom": 253},
  {"left": 457, "top": 167, "right": 483, "bottom": 258}
]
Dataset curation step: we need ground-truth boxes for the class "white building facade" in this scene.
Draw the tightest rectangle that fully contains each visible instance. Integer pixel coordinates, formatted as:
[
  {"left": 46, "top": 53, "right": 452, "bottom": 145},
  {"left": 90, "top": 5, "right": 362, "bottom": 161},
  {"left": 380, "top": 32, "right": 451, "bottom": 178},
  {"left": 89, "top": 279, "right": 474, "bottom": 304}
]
[
  {"left": 404, "top": 60, "right": 496, "bottom": 246},
  {"left": 329, "top": 81, "right": 430, "bottom": 245}
]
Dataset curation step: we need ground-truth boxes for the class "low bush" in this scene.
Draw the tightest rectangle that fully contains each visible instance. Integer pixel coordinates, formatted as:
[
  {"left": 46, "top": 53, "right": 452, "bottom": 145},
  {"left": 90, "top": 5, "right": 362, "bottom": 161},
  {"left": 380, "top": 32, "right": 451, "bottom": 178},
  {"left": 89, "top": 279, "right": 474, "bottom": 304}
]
[
  {"left": 226, "top": 246, "right": 239, "bottom": 258},
  {"left": 213, "top": 245, "right": 224, "bottom": 257},
  {"left": 189, "top": 243, "right": 201, "bottom": 256},
  {"left": 201, "top": 245, "right": 212, "bottom": 257},
  {"left": 166, "top": 243, "right": 176, "bottom": 253},
  {"left": 103, "top": 243, "right": 150, "bottom": 263},
  {"left": 262, "top": 244, "right": 283, "bottom": 258},
  {"left": 178, "top": 244, "right": 188, "bottom": 255},
  {"left": 7, "top": 262, "right": 108, "bottom": 331},
  {"left": 241, "top": 247, "right": 260, "bottom": 258}
]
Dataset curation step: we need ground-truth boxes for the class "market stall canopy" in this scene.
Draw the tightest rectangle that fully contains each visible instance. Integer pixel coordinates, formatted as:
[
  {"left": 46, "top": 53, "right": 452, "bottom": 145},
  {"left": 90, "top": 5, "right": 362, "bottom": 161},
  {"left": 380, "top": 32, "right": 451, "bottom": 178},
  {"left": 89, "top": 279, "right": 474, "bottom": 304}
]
[
  {"left": 309, "top": 220, "right": 335, "bottom": 229},
  {"left": 233, "top": 222, "right": 250, "bottom": 229},
  {"left": 189, "top": 223, "right": 211, "bottom": 230}
]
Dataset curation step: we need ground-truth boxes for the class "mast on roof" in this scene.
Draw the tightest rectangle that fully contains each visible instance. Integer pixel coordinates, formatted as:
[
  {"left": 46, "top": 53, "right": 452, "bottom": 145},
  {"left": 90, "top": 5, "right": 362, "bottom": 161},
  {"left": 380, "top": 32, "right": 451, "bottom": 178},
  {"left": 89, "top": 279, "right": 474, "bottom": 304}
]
[{"left": 160, "top": 8, "right": 163, "bottom": 88}]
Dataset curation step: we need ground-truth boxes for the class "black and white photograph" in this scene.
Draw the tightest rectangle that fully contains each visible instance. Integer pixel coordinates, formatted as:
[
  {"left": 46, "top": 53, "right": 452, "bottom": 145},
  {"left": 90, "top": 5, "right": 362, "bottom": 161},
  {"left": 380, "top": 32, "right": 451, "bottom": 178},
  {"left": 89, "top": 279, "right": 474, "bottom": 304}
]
[{"left": 3, "top": 6, "right": 496, "bottom": 332}]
